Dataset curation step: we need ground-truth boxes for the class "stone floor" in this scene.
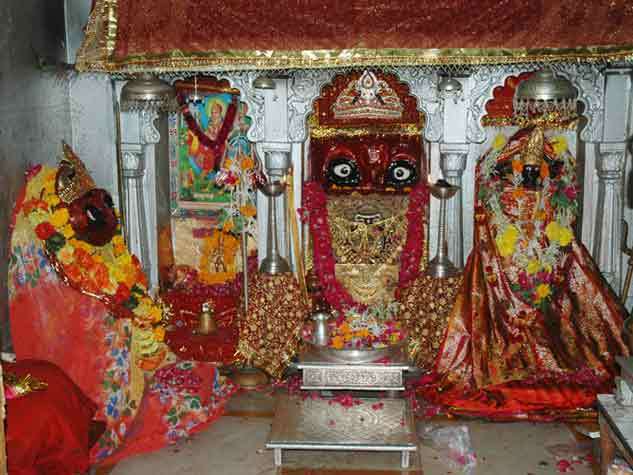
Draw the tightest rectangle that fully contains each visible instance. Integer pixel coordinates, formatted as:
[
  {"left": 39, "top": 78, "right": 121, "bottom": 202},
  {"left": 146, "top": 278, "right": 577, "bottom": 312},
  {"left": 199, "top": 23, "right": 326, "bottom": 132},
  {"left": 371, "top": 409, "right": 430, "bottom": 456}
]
[{"left": 104, "top": 389, "right": 602, "bottom": 475}]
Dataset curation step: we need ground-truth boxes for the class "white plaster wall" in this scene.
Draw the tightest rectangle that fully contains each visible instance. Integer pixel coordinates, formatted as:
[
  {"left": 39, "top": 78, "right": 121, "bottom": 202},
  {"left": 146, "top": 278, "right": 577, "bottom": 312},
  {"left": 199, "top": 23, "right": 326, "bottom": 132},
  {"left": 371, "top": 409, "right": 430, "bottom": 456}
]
[{"left": 0, "top": 0, "right": 73, "bottom": 350}]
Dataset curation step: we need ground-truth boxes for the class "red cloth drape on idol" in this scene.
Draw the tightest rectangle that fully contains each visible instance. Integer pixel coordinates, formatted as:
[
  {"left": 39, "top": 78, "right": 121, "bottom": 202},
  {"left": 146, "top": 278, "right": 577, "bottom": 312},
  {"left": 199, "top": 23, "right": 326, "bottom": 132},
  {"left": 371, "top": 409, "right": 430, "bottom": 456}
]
[
  {"left": 421, "top": 126, "right": 629, "bottom": 420},
  {"left": 7, "top": 145, "right": 235, "bottom": 473}
]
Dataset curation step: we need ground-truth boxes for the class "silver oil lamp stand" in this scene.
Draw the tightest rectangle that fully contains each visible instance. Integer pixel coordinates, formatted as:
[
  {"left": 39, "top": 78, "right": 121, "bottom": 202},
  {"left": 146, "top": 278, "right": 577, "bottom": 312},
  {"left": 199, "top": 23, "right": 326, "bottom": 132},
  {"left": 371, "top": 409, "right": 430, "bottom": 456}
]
[
  {"left": 232, "top": 151, "right": 291, "bottom": 389},
  {"left": 428, "top": 179, "right": 460, "bottom": 278},
  {"left": 259, "top": 179, "right": 290, "bottom": 274}
]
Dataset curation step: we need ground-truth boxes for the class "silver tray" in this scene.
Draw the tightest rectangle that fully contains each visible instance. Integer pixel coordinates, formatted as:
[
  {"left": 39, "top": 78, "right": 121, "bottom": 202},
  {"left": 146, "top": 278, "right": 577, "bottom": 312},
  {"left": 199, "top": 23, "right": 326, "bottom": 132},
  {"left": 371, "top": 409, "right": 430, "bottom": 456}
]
[{"left": 302, "top": 337, "right": 408, "bottom": 364}]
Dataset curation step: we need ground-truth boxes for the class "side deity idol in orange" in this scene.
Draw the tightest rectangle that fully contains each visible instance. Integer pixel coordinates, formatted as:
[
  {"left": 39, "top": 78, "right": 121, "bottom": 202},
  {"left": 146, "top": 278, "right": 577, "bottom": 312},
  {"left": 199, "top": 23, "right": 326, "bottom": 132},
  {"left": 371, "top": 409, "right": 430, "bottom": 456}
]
[
  {"left": 422, "top": 126, "right": 629, "bottom": 420},
  {"left": 8, "top": 143, "right": 235, "bottom": 469}
]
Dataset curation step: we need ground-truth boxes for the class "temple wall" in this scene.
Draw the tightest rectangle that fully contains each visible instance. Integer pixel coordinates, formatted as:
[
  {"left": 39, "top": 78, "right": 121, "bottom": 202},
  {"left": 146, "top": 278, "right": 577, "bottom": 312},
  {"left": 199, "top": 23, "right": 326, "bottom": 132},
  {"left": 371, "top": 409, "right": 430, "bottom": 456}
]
[{"left": 0, "top": 0, "right": 72, "bottom": 350}]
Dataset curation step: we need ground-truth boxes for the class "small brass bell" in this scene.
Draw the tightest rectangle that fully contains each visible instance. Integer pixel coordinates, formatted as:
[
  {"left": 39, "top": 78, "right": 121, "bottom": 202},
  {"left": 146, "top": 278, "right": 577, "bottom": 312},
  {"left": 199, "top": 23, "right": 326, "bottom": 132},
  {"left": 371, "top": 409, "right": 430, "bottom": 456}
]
[{"left": 195, "top": 301, "right": 217, "bottom": 335}]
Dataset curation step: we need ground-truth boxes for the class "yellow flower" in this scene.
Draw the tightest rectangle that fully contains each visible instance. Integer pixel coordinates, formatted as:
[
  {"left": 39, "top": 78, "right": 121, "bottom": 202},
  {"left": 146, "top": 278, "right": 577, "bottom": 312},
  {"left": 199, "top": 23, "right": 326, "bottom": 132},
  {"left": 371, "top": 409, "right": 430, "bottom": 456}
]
[
  {"left": 43, "top": 173, "right": 56, "bottom": 194},
  {"left": 50, "top": 208, "right": 70, "bottom": 228},
  {"left": 153, "top": 326, "right": 166, "bottom": 342},
  {"left": 535, "top": 283, "right": 551, "bottom": 302},
  {"left": 240, "top": 156, "right": 255, "bottom": 171},
  {"left": 558, "top": 226, "right": 574, "bottom": 247},
  {"left": 222, "top": 219, "right": 234, "bottom": 232},
  {"left": 550, "top": 136, "right": 568, "bottom": 157},
  {"left": 116, "top": 253, "right": 132, "bottom": 267},
  {"left": 148, "top": 304, "right": 163, "bottom": 323},
  {"left": 110, "top": 265, "right": 128, "bottom": 284},
  {"left": 526, "top": 259, "right": 541, "bottom": 275},
  {"left": 492, "top": 134, "right": 507, "bottom": 151},
  {"left": 69, "top": 238, "right": 92, "bottom": 252},
  {"left": 495, "top": 225, "right": 520, "bottom": 257},
  {"left": 545, "top": 221, "right": 573, "bottom": 247},
  {"left": 57, "top": 245, "right": 75, "bottom": 265},
  {"left": 45, "top": 194, "right": 60, "bottom": 207},
  {"left": 60, "top": 224, "right": 74, "bottom": 239},
  {"left": 223, "top": 159, "right": 233, "bottom": 169},
  {"left": 545, "top": 221, "right": 561, "bottom": 243},
  {"left": 112, "top": 235, "right": 126, "bottom": 256},
  {"left": 331, "top": 336, "right": 345, "bottom": 349},
  {"left": 239, "top": 204, "right": 257, "bottom": 218}
]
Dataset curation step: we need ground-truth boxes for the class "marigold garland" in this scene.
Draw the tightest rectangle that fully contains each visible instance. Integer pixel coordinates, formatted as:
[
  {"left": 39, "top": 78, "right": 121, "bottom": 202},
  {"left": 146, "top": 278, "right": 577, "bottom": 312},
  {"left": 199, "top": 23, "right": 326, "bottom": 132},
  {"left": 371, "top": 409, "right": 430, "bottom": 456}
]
[
  {"left": 23, "top": 167, "right": 167, "bottom": 360},
  {"left": 302, "top": 181, "right": 429, "bottom": 313}
]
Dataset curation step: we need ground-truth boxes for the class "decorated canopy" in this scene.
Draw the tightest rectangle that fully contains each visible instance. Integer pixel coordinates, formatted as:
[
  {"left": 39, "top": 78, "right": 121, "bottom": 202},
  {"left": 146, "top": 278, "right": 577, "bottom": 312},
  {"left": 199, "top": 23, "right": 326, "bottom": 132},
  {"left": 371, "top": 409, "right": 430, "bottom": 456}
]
[{"left": 77, "top": 0, "right": 633, "bottom": 72}]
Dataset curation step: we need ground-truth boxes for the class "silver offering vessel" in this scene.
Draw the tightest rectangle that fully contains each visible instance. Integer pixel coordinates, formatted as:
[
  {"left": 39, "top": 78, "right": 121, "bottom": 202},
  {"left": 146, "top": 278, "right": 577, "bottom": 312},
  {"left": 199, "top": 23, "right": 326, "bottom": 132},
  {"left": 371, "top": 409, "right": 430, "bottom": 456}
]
[{"left": 311, "top": 309, "right": 331, "bottom": 346}]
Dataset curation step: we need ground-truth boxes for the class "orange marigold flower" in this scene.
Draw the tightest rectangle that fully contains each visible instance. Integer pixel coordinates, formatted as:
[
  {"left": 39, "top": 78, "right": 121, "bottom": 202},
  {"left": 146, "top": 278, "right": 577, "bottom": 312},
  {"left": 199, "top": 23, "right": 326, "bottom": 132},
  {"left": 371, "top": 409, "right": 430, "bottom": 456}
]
[
  {"left": 222, "top": 219, "right": 235, "bottom": 232},
  {"left": 540, "top": 162, "right": 550, "bottom": 180},
  {"left": 511, "top": 159, "right": 523, "bottom": 174},
  {"left": 92, "top": 263, "right": 110, "bottom": 289},
  {"left": 153, "top": 326, "right": 166, "bottom": 342},
  {"left": 239, "top": 204, "right": 257, "bottom": 218},
  {"left": 65, "top": 263, "right": 83, "bottom": 283},
  {"left": 331, "top": 336, "right": 345, "bottom": 349},
  {"left": 240, "top": 156, "right": 255, "bottom": 171},
  {"left": 73, "top": 248, "right": 94, "bottom": 269}
]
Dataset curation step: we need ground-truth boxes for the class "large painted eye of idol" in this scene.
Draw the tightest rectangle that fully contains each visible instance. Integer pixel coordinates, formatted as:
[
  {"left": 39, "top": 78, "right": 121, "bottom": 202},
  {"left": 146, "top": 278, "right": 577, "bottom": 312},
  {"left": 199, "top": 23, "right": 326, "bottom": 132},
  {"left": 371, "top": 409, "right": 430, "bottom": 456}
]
[
  {"left": 325, "top": 155, "right": 361, "bottom": 187},
  {"left": 385, "top": 157, "right": 418, "bottom": 188},
  {"left": 68, "top": 188, "right": 118, "bottom": 246}
]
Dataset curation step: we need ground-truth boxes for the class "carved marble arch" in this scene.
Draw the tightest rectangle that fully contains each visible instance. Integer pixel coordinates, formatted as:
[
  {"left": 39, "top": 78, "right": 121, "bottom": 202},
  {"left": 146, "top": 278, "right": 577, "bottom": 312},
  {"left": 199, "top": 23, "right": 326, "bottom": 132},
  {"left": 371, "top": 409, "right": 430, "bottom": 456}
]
[
  {"left": 479, "top": 67, "right": 599, "bottom": 141},
  {"left": 481, "top": 71, "right": 535, "bottom": 125}
]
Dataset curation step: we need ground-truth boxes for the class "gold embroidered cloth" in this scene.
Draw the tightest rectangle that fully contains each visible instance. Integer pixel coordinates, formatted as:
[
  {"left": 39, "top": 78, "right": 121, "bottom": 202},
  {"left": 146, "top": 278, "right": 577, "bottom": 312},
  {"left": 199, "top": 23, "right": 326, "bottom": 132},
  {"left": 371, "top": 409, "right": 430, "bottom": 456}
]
[
  {"left": 421, "top": 128, "right": 630, "bottom": 419},
  {"left": 77, "top": 0, "right": 633, "bottom": 72}
]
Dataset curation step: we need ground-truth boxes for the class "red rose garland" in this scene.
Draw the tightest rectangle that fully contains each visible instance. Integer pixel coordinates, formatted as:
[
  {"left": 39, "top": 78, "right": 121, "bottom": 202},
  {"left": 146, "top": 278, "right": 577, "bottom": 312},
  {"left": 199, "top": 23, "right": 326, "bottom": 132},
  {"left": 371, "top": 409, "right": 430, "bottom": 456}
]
[
  {"left": 302, "top": 181, "right": 429, "bottom": 313},
  {"left": 177, "top": 93, "right": 238, "bottom": 170}
]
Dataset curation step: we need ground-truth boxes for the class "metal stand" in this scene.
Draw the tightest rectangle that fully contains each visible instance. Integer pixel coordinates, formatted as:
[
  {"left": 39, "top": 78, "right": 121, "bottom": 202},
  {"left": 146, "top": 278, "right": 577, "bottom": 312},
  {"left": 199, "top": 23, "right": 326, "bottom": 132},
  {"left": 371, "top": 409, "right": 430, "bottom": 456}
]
[
  {"left": 428, "top": 180, "right": 460, "bottom": 278},
  {"left": 259, "top": 180, "right": 290, "bottom": 275},
  {"left": 266, "top": 347, "right": 418, "bottom": 469}
]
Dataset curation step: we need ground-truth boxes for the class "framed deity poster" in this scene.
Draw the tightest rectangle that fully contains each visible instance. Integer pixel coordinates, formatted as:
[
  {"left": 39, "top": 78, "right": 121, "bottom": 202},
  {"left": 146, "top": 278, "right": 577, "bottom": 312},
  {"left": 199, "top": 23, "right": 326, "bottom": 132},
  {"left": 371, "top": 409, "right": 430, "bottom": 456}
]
[{"left": 169, "top": 78, "right": 254, "bottom": 217}]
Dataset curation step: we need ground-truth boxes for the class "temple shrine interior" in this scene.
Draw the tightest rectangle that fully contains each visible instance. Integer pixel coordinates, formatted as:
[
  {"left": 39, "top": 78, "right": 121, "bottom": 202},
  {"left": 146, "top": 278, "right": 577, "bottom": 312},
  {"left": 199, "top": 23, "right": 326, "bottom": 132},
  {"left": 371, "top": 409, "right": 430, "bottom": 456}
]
[{"left": 3, "top": 2, "right": 633, "bottom": 474}]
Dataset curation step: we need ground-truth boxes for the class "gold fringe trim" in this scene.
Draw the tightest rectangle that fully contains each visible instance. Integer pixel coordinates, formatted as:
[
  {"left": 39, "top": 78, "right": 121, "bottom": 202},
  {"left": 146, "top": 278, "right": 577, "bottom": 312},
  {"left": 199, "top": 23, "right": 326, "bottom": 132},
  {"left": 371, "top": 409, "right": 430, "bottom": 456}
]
[
  {"left": 309, "top": 118, "right": 424, "bottom": 139},
  {"left": 76, "top": 40, "right": 633, "bottom": 73},
  {"left": 482, "top": 115, "right": 580, "bottom": 130},
  {"left": 75, "top": 0, "right": 118, "bottom": 72}
]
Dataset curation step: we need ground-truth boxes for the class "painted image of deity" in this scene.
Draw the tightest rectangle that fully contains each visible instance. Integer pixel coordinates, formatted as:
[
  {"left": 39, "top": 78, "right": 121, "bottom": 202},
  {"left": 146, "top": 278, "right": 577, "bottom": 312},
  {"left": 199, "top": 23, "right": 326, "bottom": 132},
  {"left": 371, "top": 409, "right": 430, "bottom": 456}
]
[{"left": 177, "top": 92, "right": 253, "bottom": 209}]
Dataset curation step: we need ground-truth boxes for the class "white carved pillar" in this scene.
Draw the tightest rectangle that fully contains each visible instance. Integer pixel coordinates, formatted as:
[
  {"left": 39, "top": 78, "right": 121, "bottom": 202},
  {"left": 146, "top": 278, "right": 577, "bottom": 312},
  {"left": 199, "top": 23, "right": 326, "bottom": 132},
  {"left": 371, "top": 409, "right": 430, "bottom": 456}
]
[
  {"left": 440, "top": 144, "right": 469, "bottom": 268},
  {"left": 119, "top": 107, "right": 161, "bottom": 290},
  {"left": 593, "top": 144, "right": 626, "bottom": 289},
  {"left": 121, "top": 146, "right": 150, "bottom": 278},
  {"left": 590, "top": 65, "right": 632, "bottom": 295},
  {"left": 255, "top": 78, "right": 292, "bottom": 267},
  {"left": 439, "top": 75, "right": 469, "bottom": 268}
]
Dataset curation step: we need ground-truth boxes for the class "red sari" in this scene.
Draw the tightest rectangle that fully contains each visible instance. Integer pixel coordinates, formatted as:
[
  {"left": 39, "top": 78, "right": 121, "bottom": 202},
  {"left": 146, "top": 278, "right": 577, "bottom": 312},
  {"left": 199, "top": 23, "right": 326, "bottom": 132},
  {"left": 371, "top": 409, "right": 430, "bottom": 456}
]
[{"left": 423, "top": 128, "right": 629, "bottom": 419}]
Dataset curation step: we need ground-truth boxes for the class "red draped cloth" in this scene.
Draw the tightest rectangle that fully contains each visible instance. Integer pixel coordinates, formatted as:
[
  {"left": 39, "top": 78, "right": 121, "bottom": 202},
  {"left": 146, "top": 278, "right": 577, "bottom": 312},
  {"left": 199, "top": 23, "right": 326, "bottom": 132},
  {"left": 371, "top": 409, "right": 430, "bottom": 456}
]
[
  {"left": 422, "top": 128, "right": 629, "bottom": 420},
  {"left": 77, "top": 0, "right": 633, "bottom": 72},
  {"left": 4, "top": 360, "right": 97, "bottom": 475}
]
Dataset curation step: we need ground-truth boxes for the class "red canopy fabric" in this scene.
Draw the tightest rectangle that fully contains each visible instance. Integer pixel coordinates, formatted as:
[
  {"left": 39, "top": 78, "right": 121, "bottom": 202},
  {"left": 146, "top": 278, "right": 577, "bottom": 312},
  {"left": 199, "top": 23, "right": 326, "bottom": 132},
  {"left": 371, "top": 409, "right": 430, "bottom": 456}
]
[{"left": 77, "top": 0, "right": 633, "bottom": 72}]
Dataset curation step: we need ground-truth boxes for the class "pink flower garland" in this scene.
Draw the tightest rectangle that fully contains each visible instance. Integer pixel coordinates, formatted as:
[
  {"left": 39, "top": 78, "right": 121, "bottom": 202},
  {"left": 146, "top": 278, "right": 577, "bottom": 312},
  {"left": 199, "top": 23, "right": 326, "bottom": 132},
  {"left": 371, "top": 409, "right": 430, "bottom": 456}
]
[{"left": 302, "top": 181, "right": 429, "bottom": 313}]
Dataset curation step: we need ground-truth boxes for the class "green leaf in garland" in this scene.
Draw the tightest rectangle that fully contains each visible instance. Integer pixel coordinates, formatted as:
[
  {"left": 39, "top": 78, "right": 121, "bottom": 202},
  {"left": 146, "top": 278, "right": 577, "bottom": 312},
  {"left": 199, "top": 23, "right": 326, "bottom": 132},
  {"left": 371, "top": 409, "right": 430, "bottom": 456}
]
[
  {"left": 45, "top": 232, "right": 66, "bottom": 254},
  {"left": 123, "top": 294, "right": 139, "bottom": 310}
]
